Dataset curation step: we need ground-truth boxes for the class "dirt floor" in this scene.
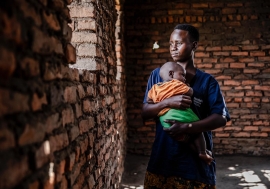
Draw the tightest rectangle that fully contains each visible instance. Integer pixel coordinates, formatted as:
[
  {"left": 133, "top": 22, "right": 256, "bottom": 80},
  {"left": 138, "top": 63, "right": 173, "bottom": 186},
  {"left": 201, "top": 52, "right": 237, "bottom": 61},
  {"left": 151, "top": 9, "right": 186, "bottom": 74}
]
[{"left": 120, "top": 153, "right": 270, "bottom": 189}]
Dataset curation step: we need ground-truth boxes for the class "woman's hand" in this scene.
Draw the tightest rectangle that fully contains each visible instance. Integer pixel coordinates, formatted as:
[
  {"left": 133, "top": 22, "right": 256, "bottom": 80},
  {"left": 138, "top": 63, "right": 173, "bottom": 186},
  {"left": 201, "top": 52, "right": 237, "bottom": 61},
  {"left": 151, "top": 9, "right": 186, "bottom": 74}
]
[
  {"left": 163, "top": 120, "right": 190, "bottom": 140},
  {"left": 164, "top": 95, "right": 192, "bottom": 110},
  {"left": 142, "top": 95, "right": 192, "bottom": 120}
]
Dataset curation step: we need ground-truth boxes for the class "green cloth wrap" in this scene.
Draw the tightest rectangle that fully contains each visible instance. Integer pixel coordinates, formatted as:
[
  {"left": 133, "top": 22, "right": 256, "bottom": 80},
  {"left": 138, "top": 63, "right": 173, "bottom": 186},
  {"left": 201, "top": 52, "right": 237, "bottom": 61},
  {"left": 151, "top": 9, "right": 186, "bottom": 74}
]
[{"left": 159, "top": 108, "right": 200, "bottom": 128}]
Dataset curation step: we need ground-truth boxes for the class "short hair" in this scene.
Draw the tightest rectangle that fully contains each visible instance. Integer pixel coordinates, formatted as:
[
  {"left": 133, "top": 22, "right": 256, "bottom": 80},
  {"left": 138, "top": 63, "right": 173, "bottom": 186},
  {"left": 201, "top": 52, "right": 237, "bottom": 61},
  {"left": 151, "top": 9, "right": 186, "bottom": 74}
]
[
  {"left": 174, "top": 24, "right": 199, "bottom": 42},
  {"left": 159, "top": 62, "right": 184, "bottom": 80}
]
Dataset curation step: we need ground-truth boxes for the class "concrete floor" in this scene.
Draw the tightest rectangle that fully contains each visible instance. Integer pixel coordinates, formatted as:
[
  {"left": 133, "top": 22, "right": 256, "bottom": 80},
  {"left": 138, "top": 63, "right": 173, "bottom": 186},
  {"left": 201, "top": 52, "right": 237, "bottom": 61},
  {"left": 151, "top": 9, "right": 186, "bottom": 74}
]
[{"left": 120, "top": 153, "right": 270, "bottom": 189}]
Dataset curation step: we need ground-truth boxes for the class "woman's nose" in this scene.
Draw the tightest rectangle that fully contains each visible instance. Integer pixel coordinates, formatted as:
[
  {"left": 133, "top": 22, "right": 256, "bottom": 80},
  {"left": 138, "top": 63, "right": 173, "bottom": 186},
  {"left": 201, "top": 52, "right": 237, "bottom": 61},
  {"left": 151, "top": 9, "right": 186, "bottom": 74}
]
[{"left": 171, "top": 43, "right": 177, "bottom": 50}]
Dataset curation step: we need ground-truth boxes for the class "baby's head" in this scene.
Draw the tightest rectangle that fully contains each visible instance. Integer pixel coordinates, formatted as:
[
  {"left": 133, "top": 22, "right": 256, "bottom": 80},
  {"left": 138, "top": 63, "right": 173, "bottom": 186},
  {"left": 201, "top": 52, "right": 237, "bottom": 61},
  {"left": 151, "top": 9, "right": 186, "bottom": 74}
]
[{"left": 159, "top": 61, "right": 186, "bottom": 82}]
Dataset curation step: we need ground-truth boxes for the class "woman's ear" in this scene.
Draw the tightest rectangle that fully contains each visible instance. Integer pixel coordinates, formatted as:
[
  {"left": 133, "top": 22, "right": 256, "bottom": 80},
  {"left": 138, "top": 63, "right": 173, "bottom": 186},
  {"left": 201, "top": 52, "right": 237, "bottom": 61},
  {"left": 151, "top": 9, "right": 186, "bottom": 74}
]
[
  {"left": 192, "top": 41, "right": 198, "bottom": 51},
  {"left": 169, "top": 70, "right": 174, "bottom": 78}
]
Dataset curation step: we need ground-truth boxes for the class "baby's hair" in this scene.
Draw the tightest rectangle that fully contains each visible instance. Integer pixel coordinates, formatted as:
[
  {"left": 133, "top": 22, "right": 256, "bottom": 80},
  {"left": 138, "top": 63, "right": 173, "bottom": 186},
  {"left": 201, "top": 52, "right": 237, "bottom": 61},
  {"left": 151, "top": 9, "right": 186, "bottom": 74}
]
[
  {"left": 160, "top": 62, "right": 184, "bottom": 80},
  {"left": 174, "top": 24, "right": 199, "bottom": 42}
]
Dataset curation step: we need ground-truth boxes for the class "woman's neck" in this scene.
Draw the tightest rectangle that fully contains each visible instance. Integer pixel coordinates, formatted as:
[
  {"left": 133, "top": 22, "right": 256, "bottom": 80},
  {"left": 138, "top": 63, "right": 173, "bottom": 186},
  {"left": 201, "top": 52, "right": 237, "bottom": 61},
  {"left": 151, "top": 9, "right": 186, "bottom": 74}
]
[{"left": 177, "top": 59, "right": 196, "bottom": 84}]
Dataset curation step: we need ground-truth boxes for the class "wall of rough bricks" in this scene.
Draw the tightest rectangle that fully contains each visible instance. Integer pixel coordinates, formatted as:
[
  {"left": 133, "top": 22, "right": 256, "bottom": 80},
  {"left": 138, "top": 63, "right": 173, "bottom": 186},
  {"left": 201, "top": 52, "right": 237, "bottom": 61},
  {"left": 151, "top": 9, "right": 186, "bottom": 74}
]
[
  {"left": 124, "top": 0, "right": 270, "bottom": 156},
  {"left": 0, "top": 0, "right": 127, "bottom": 188}
]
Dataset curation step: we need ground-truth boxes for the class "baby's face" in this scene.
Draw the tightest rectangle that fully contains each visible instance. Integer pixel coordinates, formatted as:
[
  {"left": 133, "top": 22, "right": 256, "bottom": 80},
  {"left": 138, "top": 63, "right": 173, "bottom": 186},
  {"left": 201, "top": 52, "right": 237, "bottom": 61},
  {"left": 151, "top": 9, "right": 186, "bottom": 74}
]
[{"left": 173, "top": 68, "right": 186, "bottom": 83}]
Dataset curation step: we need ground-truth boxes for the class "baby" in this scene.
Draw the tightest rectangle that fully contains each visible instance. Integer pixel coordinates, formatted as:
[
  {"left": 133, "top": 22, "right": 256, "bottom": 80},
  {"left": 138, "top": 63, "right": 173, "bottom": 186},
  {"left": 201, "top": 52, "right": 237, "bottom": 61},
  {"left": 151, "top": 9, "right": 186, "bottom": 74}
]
[{"left": 147, "top": 61, "right": 213, "bottom": 165}]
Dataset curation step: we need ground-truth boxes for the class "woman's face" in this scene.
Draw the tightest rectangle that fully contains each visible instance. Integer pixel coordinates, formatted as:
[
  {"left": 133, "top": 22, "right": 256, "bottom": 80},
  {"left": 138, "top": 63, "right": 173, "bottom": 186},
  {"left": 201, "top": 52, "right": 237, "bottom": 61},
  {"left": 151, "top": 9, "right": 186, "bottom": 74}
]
[{"left": 169, "top": 29, "right": 194, "bottom": 62}]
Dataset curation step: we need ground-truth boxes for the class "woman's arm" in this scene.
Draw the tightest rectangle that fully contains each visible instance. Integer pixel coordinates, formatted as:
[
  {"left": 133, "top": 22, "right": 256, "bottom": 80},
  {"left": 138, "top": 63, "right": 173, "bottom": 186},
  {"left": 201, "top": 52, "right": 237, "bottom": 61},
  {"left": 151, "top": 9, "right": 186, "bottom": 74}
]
[
  {"left": 163, "top": 114, "right": 227, "bottom": 139},
  {"left": 142, "top": 95, "right": 192, "bottom": 120}
]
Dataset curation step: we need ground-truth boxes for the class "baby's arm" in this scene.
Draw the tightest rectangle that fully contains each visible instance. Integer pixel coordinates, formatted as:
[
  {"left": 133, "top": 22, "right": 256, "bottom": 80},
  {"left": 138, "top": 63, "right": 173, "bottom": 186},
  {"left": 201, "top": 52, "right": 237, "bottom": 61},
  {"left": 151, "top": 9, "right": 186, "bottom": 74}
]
[
  {"left": 147, "top": 97, "right": 154, "bottom": 104},
  {"left": 185, "top": 87, "right": 193, "bottom": 97}
]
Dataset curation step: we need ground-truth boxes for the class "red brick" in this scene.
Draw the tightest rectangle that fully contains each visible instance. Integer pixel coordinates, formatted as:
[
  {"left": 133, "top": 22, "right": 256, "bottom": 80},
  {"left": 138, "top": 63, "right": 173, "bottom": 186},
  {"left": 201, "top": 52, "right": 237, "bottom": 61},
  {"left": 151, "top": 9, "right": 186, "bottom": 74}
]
[
  {"left": 261, "top": 127, "right": 270, "bottom": 132},
  {"left": 18, "top": 123, "right": 45, "bottom": 146},
  {"left": 243, "top": 69, "right": 260, "bottom": 74},
  {"left": 79, "top": 119, "right": 89, "bottom": 134},
  {"left": 216, "top": 75, "right": 231, "bottom": 80},
  {"left": 214, "top": 63, "right": 229, "bottom": 69},
  {"left": 250, "top": 51, "right": 265, "bottom": 56},
  {"left": 244, "top": 126, "right": 258, "bottom": 131},
  {"left": 29, "top": 181, "right": 39, "bottom": 189},
  {"left": 55, "top": 159, "right": 66, "bottom": 182},
  {"left": 247, "top": 63, "right": 265, "bottom": 67},
  {"left": 195, "top": 52, "right": 210, "bottom": 57},
  {"left": 45, "top": 113, "right": 61, "bottom": 133},
  {"left": 49, "top": 132, "right": 69, "bottom": 153},
  {"left": 220, "top": 57, "right": 235, "bottom": 63},
  {"left": 0, "top": 10, "right": 22, "bottom": 44},
  {"left": 224, "top": 80, "right": 241, "bottom": 86},
  {"left": 251, "top": 132, "right": 268, "bottom": 137},
  {"left": 83, "top": 99, "right": 93, "bottom": 113},
  {"left": 226, "top": 103, "right": 239, "bottom": 108},
  {"left": 242, "top": 45, "right": 259, "bottom": 50},
  {"left": 69, "top": 125, "right": 79, "bottom": 142},
  {"left": 192, "top": 3, "right": 208, "bottom": 8},
  {"left": 230, "top": 63, "right": 245, "bottom": 68},
  {"left": 0, "top": 124, "right": 15, "bottom": 150},
  {"left": 238, "top": 58, "right": 254, "bottom": 62},
  {"left": 74, "top": 103, "right": 82, "bottom": 118},
  {"left": 222, "top": 8, "right": 237, "bottom": 14},
  {"left": 31, "top": 93, "right": 47, "bottom": 111},
  {"left": 258, "top": 57, "right": 270, "bottom": 61},
  {"left": 43, "top": 11, "right": 61, "bottom": 31},
  {"left": 0, "top": 155, "right": 29, "bottom": 189},
  {"left": 173, "top": 3, "right": 189, "bottom": 8},
  {"left": 202, "top": 58, "right": 218, "bottom": 63},
  {"left": 209, "top": 2, "right": 224, "bottom": 8},
  {"left": 32, "top": 28, "right": 63, "bottom": 54},
  {"left": 21, "top": 57, "right": 40, "bottom": 77},
  {"left": 43, "top": 62, "right": 63, "bottom": 81},
  {"left": 246, "top": 91, "right": 262, "bottom": 96},
  {"left": 189, "top": 10, "right": 205, "bottom": 16},
  {"left": 59, "top": 175, "right": 68, "bottom": 189},
  {"left": 227, "top": 3, "right": 243, "bottom": 7},
  {"left": 224, "top": 126, "right": 242, "bottom": 131},
  {"left": 214, "top": 52, "right": 230, "bottom": 56},
  {"left": 64, "top": 86, "right": 77, "bottom": 103},
  {"left": 254, "top": 86, "right": 270, "bottom": 91},
  {"left": 66, "top": 43, "right": 76, "bottom": 64},
  {"left": 232, "top": 132, "right": 250, "bottom": 137},
  {"left": 242, "top": 80, "right": 259, "bottom": 85},
  {"left": 62, "top": 106, "right": 75, "bottom": 126},
  {"left": 0, "top": 48, "right": 16, "bottom": 79},
  {"left": 231, "top": 52, "right": 248, "bottom": 56},
  {"left": 206, "top": 46, "right": 221, "bottom": 51},
  {"left": 168, "top": 10, "right": 183, "bottom": 15},
  {"left": 226, "top": 91, "right": 244, "bottom": 97},
  {"left": 234, "top": 97, "right": 243, "bottom": 103}
]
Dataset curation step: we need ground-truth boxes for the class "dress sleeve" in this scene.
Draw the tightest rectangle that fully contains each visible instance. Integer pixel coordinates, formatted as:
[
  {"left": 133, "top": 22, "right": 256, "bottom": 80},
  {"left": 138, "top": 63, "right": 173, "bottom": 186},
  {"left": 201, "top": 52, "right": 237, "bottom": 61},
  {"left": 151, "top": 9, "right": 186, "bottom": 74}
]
[
  {"left": 207, "top": 77, "right": 231, "bottom": 121},
  {"left": 143, "top": 68, "right": 162, "bottom": 104}
]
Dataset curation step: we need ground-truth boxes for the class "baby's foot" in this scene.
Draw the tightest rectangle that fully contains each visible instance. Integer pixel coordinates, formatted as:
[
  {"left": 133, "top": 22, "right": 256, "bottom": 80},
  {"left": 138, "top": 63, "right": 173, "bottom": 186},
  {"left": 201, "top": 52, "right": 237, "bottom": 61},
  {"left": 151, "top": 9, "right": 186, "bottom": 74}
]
[{"left": 199, "top": 151, "right": 213, "bottom": 165}]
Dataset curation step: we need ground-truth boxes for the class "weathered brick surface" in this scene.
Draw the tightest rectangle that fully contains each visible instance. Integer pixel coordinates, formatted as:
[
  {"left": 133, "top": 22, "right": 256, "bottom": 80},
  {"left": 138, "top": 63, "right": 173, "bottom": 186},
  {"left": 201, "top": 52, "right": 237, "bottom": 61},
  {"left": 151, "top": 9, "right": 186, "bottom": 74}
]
[
  {"left": 0, "top": 0, "right": 127, "bottom": 189},
  {"left": 124, "top": 0, "right": 270, "bottom": 156}
]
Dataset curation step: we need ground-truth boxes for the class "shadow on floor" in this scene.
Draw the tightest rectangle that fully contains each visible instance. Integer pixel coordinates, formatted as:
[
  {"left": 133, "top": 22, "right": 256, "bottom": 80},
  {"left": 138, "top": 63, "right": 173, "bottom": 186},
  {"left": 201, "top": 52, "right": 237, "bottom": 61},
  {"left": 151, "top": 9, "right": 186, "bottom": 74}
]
[{"left": 120, "top": 153, "right": 270, "bottom": 189}]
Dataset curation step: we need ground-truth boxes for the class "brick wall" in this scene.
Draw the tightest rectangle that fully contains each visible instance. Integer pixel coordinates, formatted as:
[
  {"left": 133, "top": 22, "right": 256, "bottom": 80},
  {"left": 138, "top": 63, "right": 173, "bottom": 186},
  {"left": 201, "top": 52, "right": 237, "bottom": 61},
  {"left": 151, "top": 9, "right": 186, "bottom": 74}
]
[
  {"left": 0, "top": 0, "right": 127, "bottom": 188},
  {"left": 124, "top": 0, "right": 270, "bottom": 156}
]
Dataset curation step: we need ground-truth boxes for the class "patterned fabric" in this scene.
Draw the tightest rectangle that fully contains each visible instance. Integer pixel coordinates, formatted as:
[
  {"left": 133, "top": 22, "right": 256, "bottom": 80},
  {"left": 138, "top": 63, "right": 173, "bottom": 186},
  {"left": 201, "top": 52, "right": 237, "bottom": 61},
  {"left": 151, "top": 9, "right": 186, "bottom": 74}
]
[{"left": 144, "top": 171, "right": 216, "bottom": 189}]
